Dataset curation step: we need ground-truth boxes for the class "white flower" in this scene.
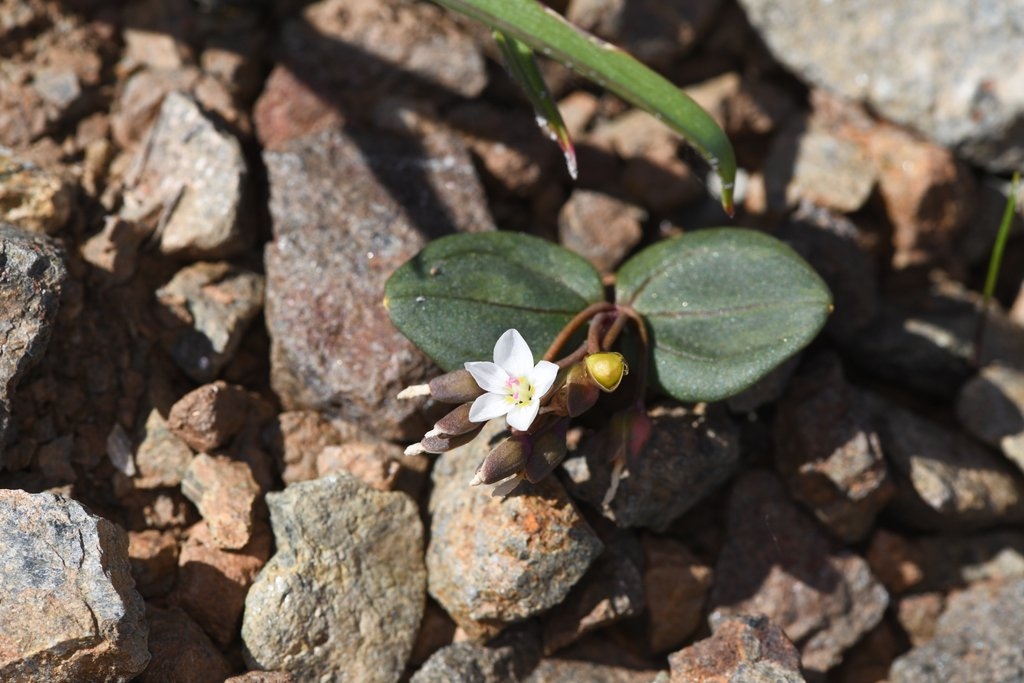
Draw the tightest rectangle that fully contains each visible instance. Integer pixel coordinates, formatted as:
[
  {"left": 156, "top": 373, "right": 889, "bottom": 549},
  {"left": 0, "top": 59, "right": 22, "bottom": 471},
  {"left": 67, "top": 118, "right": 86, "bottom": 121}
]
[{"left": 465, "top": 329, "right": 559, "bottom": 432}]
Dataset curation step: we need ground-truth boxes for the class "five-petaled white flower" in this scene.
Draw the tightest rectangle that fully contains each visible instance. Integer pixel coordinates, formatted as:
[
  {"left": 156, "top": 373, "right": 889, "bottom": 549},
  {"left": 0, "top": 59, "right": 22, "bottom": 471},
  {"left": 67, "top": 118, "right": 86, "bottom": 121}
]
[{"left": 465, "top": 329, "right": 559, "bottom": 432}]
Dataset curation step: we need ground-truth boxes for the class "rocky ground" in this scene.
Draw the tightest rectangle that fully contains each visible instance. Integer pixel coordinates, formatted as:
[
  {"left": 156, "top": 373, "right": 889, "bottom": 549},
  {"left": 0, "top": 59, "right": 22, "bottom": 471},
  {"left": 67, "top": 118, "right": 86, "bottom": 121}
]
[{"left": 1, "top": 0, "right": 1023, "bottom": 681}]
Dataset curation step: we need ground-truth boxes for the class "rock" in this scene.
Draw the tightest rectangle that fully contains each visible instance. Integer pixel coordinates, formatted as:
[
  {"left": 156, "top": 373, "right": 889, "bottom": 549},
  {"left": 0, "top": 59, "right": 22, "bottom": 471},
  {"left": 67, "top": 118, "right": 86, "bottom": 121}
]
[
  {"left": 890, "top": 578, "right": 1024, "bottom": 682},
  {"left": 542, "top": 533, "right": 646, "bottom": 655},
  {"left": 427, "top": 421, "right": 604, "bottom": 639},
  {"left": 140, "top": 605, "right": 232, "bottom": 683},
  {"left": 123, "top": 408, "right": 194, "bottom": 490},
  {"left": 411, "top": 628, "right": 541, "bottom": 683},
  {"left": 128, "top": 529, "right": 180, "bottom": 599},
  {"left": 0, "top": 489, "right": 150, "bottom": 681},
  {"left": 867, "top": 392, "right": 1024, "bottom": 531},
  {"left": 316, "top": 439, "right": 428, "bottom": 496},
  {"left": 736, "top": 0, "right": 1024, "bottom": 173},
  {"left": 684, "top": 72, "right": 795, "bottom": 144},
  {"left": 156, "top": 262, "right": 265, "bottom": 383},
  {"left": 167, "top": 381, "right": 253, "bottom": 453},
  {"left": 109, "top": 68, "right": 200, "bottom": 148},
  {"left": 263, "top": 410, "right": 344, "bottom": 484},
  {"left": 225, "top": 673, "right": 296, "bottom": 683},
  {"left": 0, "top": 149, "right": 74, "bottom": 235},
  {"left": 895, "top": 593, "right": 943, "bottom": 646},
  {"left": 566, "top": 0, "right": 723, "bottom": 66},
  {"left": 253, "top": 64, "right": 346, "bottom": 151},
  {"left": 668, "top": 613, "right": 805, "bottom": 683},
  {"left": 80, "top": 216, "right": 153, "bottom": 284},
  {"left": 121, "top": 91, "right": 248, "bottom": 259},
  {"left": 957, "top": 364, "right": 1024, "bottom": 473},
  {"left": 241, "top": 474, "right": 425, "bottom": 681},
  {"left": 709, "top": 471, "right": 888, "bottom": 676},
  {"left": 263, "top": 125, "right": 494, "bottom": 440},
  {"left": 524, "top": 659, "right": 661, "bottom": 683},
  {"left": 642, "top": 536, "right": 714, "bottom": 654},
  {"left": 175, "top": 520, "right": 271, "bottom": 647},
  {"left": 558, "top": 190, "right": 645, "bottom": 275},
  {"left": 832, "top": 618, "right": 905, "bottom": 683},
  {"left": 181, "top": 453, "right": 260, "bottom": 550},
  {"left": 774, "top": 353, "right": 894, "bottom": 542},
  {"left": 0, "top": 224, "right": 66, "bottom": 462},
  {"left": 563, "top": 404, "right": 741, "bottom": 531},
  {"left": 409, "top": 600, "right": 457, "bottom": 667}
]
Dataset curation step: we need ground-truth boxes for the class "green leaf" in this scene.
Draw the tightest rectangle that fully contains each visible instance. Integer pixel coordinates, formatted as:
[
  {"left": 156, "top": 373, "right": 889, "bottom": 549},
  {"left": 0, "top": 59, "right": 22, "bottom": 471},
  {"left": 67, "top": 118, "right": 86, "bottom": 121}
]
[
  {"left": 616, "top": 229, "right": 832, "bottom": 402},
  {"left": 432, "top": 0, "right": 737, "bottom": 215},
  {"left": 385, "top": 232, "right": 605, "bottom": 370},
  {"left": 493, "top": 30, "right": 578, "bottom": 180}
]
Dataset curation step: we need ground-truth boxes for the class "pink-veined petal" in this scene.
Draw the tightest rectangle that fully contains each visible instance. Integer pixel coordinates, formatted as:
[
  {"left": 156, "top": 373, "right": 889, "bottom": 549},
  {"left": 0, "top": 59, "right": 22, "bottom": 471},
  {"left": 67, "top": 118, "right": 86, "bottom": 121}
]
[
  {"left": 506, "top": 400, "right": 540, "bottom": 431},
  {"left": 468, "top": 392, "right": 512, "bottom": 423},
  {"left": 494, "top": 329, "right": 534, "bottom": 378},
  {"left": 465, "top": 361, "right": 510, "bottom": 394},
  {"left": 530, "top": 360, "right": 559, "bottom": 398}
]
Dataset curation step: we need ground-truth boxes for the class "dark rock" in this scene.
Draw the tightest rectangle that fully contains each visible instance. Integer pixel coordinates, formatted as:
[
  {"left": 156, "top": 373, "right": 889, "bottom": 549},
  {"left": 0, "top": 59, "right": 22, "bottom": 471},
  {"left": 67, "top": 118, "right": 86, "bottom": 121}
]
[
  {"left": 641, "top": 536, "right": 714, "bottom": 654},
  {"left": 156, "top": 263, "right": 265, "bottom": 383},
  {"left": 263, "top": 125, "right": 494, "bottom": 440},
  {"left": 524, "top": 659, "right": 661, "bottom": 683},
  {"left": 242, "top": 474, "right": 425, "bottom": 681},
  {"left": 0, "top": 223, "right": 66, "bottom": 463},
  {"left": 140, "top": 605, "right": 232, "bottom": 683},
  {"left": 774, "top": 353, "right": 894, "bottom": 542},
  {"left": 563, "top": 404, "right": 740, "bottom": 531},
  {"left": 428, "top": 421, "right": 603, "bottom": 639},
  {"left": 0, "top": 489, "right": 150, "bottom": 681},
  {"left": 890, "top": 578, "right": 1024, "bottom": 682},
  {"left": 128, "top": 529, "right": 180, "bottom": 599},
  {"left": 167, "top": 381, "right": 253, "bottom": 453},
  {"left": 180, "top": 453, "right": 261, "bottom": 550},
  {"left": 957, "top": 364, "right": 1024, "bottom": 473},
  {"left": 668, "top": 613, "right": 805, "bottom": 683},
  {"left": 895, "top": 593, "right": 943, "bottom": 647},
  {"left": 709, "top": 471, "right": 888, "bottom": 676},
  {"left": 411, "top": 628, "right": 541, "bottom": 683}
]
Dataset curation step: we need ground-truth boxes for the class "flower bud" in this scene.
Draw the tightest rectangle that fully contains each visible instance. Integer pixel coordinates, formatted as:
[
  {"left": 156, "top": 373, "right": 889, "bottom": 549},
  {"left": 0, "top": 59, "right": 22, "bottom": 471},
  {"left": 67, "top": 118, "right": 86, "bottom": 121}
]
[
  {"left": 524, "top": 419, "right": 569, "bottom": 483},
  {"left": 472, "top": 435, "right": 531, "bottom": 486},
  {"left": 419, "top": 425, "right": 482, "bottom": 454},
  {"left": 432, "top": 403, "right": 477, "bottom": 436},
  {"left": 585, "top": 352, "right": 628, "bottom": 393},
  {"left": 547, "top": 363, "right": 600, "bottom": 418},
  {"left": 429, "top": 369, "right": 484, "bottom": 403}
]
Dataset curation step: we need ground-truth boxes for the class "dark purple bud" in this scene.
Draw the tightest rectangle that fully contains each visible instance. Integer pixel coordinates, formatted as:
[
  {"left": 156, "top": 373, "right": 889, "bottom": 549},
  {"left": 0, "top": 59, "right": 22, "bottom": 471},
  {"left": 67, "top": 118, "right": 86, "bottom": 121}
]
[
  {"left": 419, "top": 425, "right": 482, "bottom": 454},
  {"left": 429, "top": 369, "right": 484, "bottom": 403},
  {"left": 524, "top": 419, "right": 569, "bottom": 483},
  {"left": 433, "top": 403, "right": 477, "bottom": 436},
  {"left": 472, "top": 435, "right": 531, "bottom": 486},
  {"left": 547, "top": 363, "right": 600, "bottom": 418}
]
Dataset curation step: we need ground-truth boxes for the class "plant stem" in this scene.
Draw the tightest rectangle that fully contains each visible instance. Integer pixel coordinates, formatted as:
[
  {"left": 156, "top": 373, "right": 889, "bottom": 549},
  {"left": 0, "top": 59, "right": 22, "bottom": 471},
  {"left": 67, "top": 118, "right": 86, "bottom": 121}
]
[
  {"left": 973, "top": 171, "right": 1020, "bottom": 365},
  {"left": 543, "top": 301, "right": 615, "bottom": 361}
]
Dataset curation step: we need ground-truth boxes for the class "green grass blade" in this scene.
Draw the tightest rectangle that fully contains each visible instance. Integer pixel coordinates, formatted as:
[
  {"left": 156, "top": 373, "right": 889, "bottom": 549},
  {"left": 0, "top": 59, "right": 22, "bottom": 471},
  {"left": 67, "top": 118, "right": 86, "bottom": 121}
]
[
  {"left": 434, "top": 0, "right": 737, "bottom": 215},
  {"left": 983, "top": 172, "right": 1020, "bottom": 301}
]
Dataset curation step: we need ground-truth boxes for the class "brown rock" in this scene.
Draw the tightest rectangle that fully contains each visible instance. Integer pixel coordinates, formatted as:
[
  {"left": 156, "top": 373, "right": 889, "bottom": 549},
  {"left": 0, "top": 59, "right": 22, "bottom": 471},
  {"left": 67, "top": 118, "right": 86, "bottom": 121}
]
[
  {"left": 253, "top": 64, "right": 345, "bottom": 152},
  {"left": 110, "top": 67, "right": 201, "bottom": 148},
  {"left": 668, "top": 613, "right": 804, "bottom": 683},
  {"left": 263, "top": 410, "right": 344, "bottom": 485},
  {"left": 175, "top": 520, "right": 272, "bottom": 647},
  {"left": 558, "top": 190, "right": 645, "bottom": 274},
  {"left": 225, "top": 673, "right": 296, "bottom": 683},
  {"left": 140, "top": 605, "right": 232, "bottom": 683},
  {"left": 316, "top": 440, "right": 422, "bottom": 493},
  {"left": 80, "top": 216, "right": 153, "bottom": 284},
  {"left": 409, "top": 600, "right": 457, "bottom": 667},
  {"left": 524, "top": 658, "right": 660, "bottom": 683},
  {"left": 642, "top": 537, "right": 714, "bottom": 654},
  {"left": 896, "top": 592, "right": 944, "bottom": 646},
  {"left": 0, "top": 150, "right": 74, "bottom": 235},
  {"left": 125, "top": 408, "right": 194, "bottom": 491},
  {"left": 774, "top": 353, "right": 894, "bottom": 542},
  {"left": 866, "top": 529, "right": 925, "bottom": 595},
  {"left": 168, "top": 381, "right": 252, "bottom": 453},
  {"left": 832, "top": 618, "right": 905, "bottom": 683},
  {"left": 128, "top": 529, "right": 180, "bottom": 599},
  {"left": 181, "top": 453, "right": 260, "bottom": 550},
  {"left": 710, "top": 471, "right": 888, "bottom": 677}
]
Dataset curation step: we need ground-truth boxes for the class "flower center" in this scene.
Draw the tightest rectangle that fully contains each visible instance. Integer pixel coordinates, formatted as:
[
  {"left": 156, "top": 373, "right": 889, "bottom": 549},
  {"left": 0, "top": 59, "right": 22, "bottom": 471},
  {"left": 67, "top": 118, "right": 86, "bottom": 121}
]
[{"left": 505, "top": 375, "right": 534, "bottom": 407}]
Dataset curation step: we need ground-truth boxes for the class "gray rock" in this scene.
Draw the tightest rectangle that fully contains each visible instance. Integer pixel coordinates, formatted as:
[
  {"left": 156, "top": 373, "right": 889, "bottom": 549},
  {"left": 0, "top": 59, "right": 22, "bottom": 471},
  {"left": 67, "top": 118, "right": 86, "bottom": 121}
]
[
  {"left": 0, "top": 223, "right": 66, "bottom": 461},
  {"left": 957, "top": 364, "right": 1024, "bottom": 472},
  {"left": 525, "top": 658, "right": 661, "bottom": 683},
  {"left": 737, "top": 0, "right": 1024, "bottom": 172},
  {"left": 890, "top": 578, "right": 1024, "bottom": 683},
  {"left": 563, "top": 404, "right": 740, "bottom": 531},
  {"left": 709, "top": 471, "right": 888, "bottom": 676},
  {"left": 0, "top": 489, "right": 150, "bottom": 681},
  {"left": 156, "top": 262, "right": 264, "bottom": 383},
  {"left": 411, "top": 628, "right": 541, "bottom": 683},
  {"left": 774, "top": 353, "right": 894, "bottom": 542},
  {"left": 867, "top": 392, "right": 1024, "bottom": 531},
  {"left": 428, "top": 421, "right": 604, "bottom": 639},
  {"left": 122, "top": 91, "right": 248, "bottom": 259},
  {"left": 263, "top": 125, "right": 494, "bottom": 440},
  {"left": 242, "top": 474, "right": 425, "bottom": 681},
  {"left": 669, "top": 613, "right": 805, "bottom": 683}
]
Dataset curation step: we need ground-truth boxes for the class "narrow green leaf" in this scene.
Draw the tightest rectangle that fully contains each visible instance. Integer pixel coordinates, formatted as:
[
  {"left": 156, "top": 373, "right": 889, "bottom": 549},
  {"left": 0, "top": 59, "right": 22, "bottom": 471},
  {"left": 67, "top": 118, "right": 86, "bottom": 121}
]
[
  {"left": 385, "top": 232, "right": 605, "bottom": 370},
  {"left": 493, "top": 30, "right": 578, "bottom": 180},
  {"left": 616, "top": 229, "right": 832, "bottom": 401},
  {"left": 433, "top": 0, "right": 737, "bottom": 215}
]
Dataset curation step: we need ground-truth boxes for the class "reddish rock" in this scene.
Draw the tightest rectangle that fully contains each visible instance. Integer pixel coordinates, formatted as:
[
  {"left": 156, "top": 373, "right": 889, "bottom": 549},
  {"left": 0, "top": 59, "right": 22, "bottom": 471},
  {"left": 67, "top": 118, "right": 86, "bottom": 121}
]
[
  {"left": 167, "top": 381, "right": 252, "bottom": 453},
  {"left": 123, "top": 408, "right": 194, "bottom": 491},
  {"left": 642, "top": 537, "right": 714, "bottom": 654},
  {"left": 253, "top": 65, "right": 345, "bottom": 152},
  {"left": 128, "top": 528, "right": 180, "bottom": 599},
  {"left": 263, "top": 410, "right": 344, "bottom": 484},
  {"left": 866, "top": 529, "right": 925, "bottom": 595},
  {"left": 140, "top": 605, "right": 232, "bottom": 683},
  {"left": 181, "top": 453, "right": 261, "bottom": 550},
  {"left": 558, "top": 190, "right": 645, "bottom": 274},
  {"left": 175, "top": 520, "right": 272, "bottom": 647},
  {"left": 668, "top": 613, "right": 804, "bottom": 683}
]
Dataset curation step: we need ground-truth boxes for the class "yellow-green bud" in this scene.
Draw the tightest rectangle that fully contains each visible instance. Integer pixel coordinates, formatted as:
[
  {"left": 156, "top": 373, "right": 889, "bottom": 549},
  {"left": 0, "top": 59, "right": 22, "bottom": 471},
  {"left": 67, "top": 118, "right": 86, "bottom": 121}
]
[
  {"left": 585, "top": 352, "right": 628, "bottom": 392},
  {"left": 429, "top": 369, "right": 484, "bottom": 403}
]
